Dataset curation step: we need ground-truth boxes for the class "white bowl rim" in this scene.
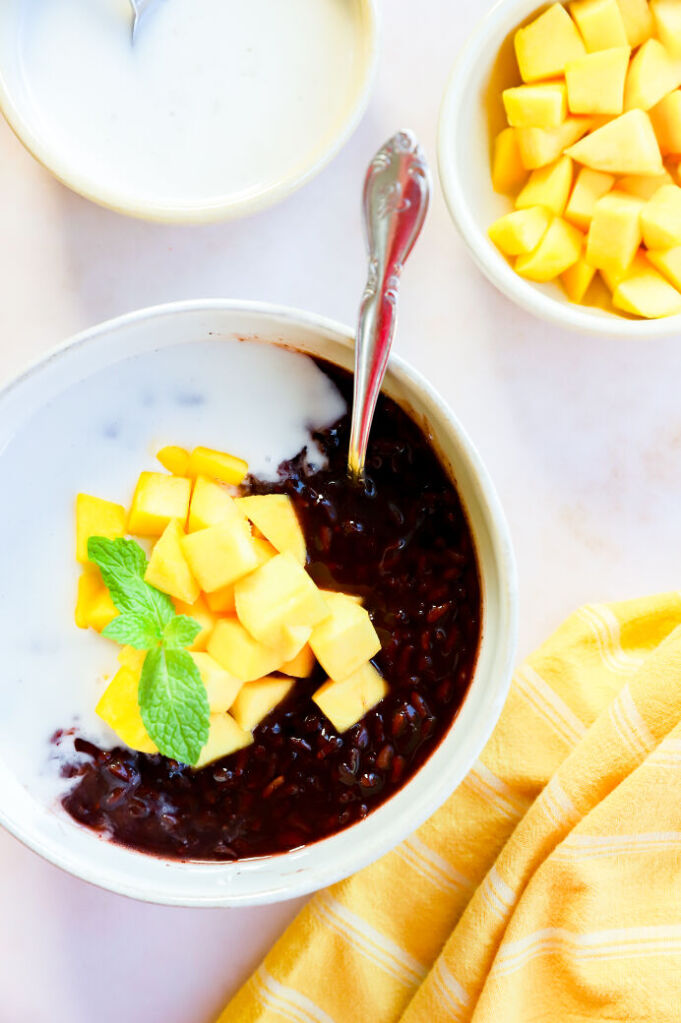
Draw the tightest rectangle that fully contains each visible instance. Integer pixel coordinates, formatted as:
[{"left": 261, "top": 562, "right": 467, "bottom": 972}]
[
  {"left": 0, "top": 298, "right": 518, "bottom": 906},
  {"left": 437, "top": 0, "right": 681, "bottom": 338},
  {"left": 0, "top": 2, "right": 379, "bottom": 224}
]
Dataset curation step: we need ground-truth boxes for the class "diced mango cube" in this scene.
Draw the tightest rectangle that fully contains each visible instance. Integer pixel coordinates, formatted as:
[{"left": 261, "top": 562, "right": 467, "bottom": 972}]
[
  {"left": 127, "top": 472, "right": 191, "bottom": 537},
  {"left": 616, "top": 0, "right": 654, "bottom": 46},
  {"left": 173, "top": 595, "right": 216, "bottom": 651},
  {"left": 309, "top": 592, "right": 381, "bottom": 682},
  {"left": 231, "top": 675, "right": 296, "bottom": 732},
  {"left": 313, "top": 663, "right": 388, "bottom": 734},
  {"left": 488, "top": 207, "right": 552, "bottom": 256},
  {"left": 599, "top": 249, "right": 649, "bottom": 292},
  {"left": 502, "top": 83, "right": 567, "bottom": 129},
  {"left": 624, "top": 38, "right": 681, "bottom": 112},
  {"left": 569, "top": 0, "right": 628, "bottom": 50},
  {"left": 586, "top": 190, "right": 643, "bottom": 275},
  {"left": 565, "top": 109, "right": 663, "bottom": 174},
  {"left": 144, "top": 519, "right": 200, "bottom": 604},
  {"left": 491, "top": 128, "right": 528, "bottom": 194},
  {"left": 118, "top": 645, "right": 146, "bottom": 672},
  {"left": 281, "top": 643, "right": 316, "bottom": 678},
  {"left": 618, "top": 169, "right": 674, "bottom": 199},
  {"left": 187, "top": 476, "right": 244, "bottom": 533},
  {"left": 515, "top": 217, "right": 584, "bottom": 281},
  {"left": 641, "top": 184, "right": 681, "bottom": 248},
  {"left": 236, "top": 494, "right": 307, "bottom": 566},
  {"left": 75, "top": 493, "right": 126, "bottom": 564},
  {"left": 234, "top": 552, "right": 330, "bottom": 651},
  {"left": 280, "top": 624, "right": 313, "bottom": 662},
  {"left": 613, "top": 264, "right": 681, "bottom": 316},
  {"left": 517, "top": 117, "right": 593, "bottom": 169},
  {"left": 156, "top": 445, "right": 190, "bottom": 476},
  {"left": 516, "top": 156, "right": 574, "bottom": 215},
  {"left": 194, "top": 713, "right": 253, "bottom": 769},
  {"left": 191, "top": 652, "right": 243, "bottom": 713},
  {"left": 565, "top": 167, "right": 615, "bottom": 229},
  {"left": 650, "top": 91, "right": 681, "bottom": 155},
  {"left": 565, "top": 47, "right": 629, "bottom": 115},
  {"left": 204, "top": 583, "right": 236, "bottom": 614},
  {"left": 514, "top": 4, "right": 586, "bottom": 82},
  {"left": 75, "top": 568, "right": 118, "bottom": 632},
  {"left": 207, "top": 618, "right": 286, "bottom": 682},
  {"left": 96, "top": 666, "right": 158, "bottom": 754},
  {"left": 561, "top": 256, "right": 597, "bottom": 301},
  {"left": 646, "top": 246, "right": 681, "bottom": 290},
  {"left": 188, "top": 447, "right": 248, "bottom": 486},
  {"left": 181, "top": 518, "right": 259, "bottom": 592},
  {"left": 651, "top": 0, "right": 681, "bottom": 57}
]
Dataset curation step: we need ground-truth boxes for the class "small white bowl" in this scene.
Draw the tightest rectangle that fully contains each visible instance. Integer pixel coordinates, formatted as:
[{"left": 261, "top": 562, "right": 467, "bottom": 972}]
[
  {"left": 0, "top": 301, "right": 516, "bottom": 906},
  {"left": 438, "top": 0, "right": 681, "bottom": 337}
]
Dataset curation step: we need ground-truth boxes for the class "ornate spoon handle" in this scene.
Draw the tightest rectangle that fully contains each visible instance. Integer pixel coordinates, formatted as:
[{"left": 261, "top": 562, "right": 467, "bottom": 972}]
[{"left": 347, "top": 130, "right": 431, "bottom": 481}]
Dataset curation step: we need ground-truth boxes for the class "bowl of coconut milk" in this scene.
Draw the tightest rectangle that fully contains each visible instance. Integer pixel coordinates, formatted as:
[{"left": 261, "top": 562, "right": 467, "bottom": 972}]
[{"left": 0, "top": 0, "right": 378, "bottom": 222}]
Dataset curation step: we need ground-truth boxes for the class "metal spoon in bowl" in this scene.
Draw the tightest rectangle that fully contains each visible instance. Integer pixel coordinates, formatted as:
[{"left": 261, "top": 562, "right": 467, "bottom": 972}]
[
  {"left": 129, "top": 0, "right": 156, "bottom": 41},
  {"left": 347, "top": 130, "right": 431, "bottom": 482}
]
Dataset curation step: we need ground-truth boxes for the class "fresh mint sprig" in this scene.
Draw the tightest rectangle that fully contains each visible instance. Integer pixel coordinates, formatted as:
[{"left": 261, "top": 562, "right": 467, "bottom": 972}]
[{"left": 87, "top": 536, "right": 209, "bottom": 766}]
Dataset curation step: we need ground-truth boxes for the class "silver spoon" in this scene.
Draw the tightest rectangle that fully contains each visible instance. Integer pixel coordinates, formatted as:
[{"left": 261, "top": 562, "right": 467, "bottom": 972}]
[
  {"left": 347, "top": 130, "right": 431, "bottom": 482},
  {"left": 129, "top": 0, "right": 155, "bottom": 41}
]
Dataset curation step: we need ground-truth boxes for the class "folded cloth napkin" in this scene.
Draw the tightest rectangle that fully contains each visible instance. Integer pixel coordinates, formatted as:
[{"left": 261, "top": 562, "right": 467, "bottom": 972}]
[{"left": 217, "top": 593, "right": 681, "bottom": 1023}]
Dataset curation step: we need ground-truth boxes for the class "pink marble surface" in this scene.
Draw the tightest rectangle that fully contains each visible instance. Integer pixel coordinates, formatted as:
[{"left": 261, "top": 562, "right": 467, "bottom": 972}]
[{"left": 3, "top": 1, "right": 681, "bottom": 1020}]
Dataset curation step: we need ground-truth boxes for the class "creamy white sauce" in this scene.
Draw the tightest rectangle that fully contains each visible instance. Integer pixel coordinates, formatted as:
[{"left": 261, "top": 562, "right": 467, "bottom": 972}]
[
  {"left": 2, "top": 0, "right": 367, "bottom": 206},
  {"left": 0, "top": 340, "right": 345, "bottom": 803}
]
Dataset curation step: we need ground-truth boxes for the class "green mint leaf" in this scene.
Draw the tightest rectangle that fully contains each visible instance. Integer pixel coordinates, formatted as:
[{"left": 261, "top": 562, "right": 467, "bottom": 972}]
[
  {"left": 87, "top": 536, "right": 175, "bottom": 631},
  {"left": 102, "top": 613, "right": 162, "bottom": 650},
  {"left": 139, "top": 646, "right": 209, "bottom": 765},
  {"left": 163, "top": 615, "right": 202, "bottom": 649}
]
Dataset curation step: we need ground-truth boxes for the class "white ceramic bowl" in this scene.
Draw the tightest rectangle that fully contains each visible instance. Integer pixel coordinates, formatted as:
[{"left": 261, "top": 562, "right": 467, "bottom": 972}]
[
  {"left": 438, "top": 0, "right": 681, "bottom": 337},
  {"left": 0, "top": 301, "right": 516, "bottom": 906},
  {"left": 0, "top": 0, "right": 378, "bottom": 223}
]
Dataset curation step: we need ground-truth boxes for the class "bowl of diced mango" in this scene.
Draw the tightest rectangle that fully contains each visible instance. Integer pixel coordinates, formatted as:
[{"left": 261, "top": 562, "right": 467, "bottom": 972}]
[{"left": 439, "top": 0, "right": 681, "bottom": 333}]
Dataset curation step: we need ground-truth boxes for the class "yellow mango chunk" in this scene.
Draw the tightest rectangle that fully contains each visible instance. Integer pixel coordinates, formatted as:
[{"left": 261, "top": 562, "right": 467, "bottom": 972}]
[
  {"left": 516, "top": 156, "right": 574, "bottom": 215},
  {"left": 118, "top": 646, "right": 146, "bottom": 672},
  {"left": 195, "top": 713, "right": 253, "bottom": 769},
  {"left": 488, "top": 207, "right": 552, "bottom": 256},
  {"left": 236, "top": 494, "right": 306, "bottom": 566},
  {"left": 570, "top": 0, "right": 629, "bottom": 50},
  {"left": 281, "top": 643, "right": 316, "bottom": 678},
  {"left": 144, "top": 519, "right": 200, "bottom": 604},
  {"left": 514, "top": 4, "right": 586, "bottom": 82},
  {"left": 641, "top": 184, "right": 681, "bottom": 248},
  {"left": 75, "top": 568, "right": 117, "bottom": 631},
  {"left": 204, "top": 583, "right": 236, "bottom": 614},
  {"left": 565, "top": 47, "right": 629, "bottom": 115},
  {"left": 599, "top": 249, "right": 648, "bottom": 291},
  {"left": 516, "top": 117, "right": 593, "bottom": 169},
  {"left": 188, "top": 447, "right": 248, "bottom": 486},
  {"left": 646, "top": 246, "right": 681, "bottom": 289},
  {"left": 613, "top": 264, "right": 681, "bottom": 316},
  {"left": 651, "top": 0, "right": 681, "bottom": 57},
  {"left": 565, "top": 109, "right": 663, "bottom": 174},
  {"left": 127, "top": 472, "right": 191, "bottom": 537},
  {"left": 502, "top": 83, "right": 567, "bottom": 129},
  {"left": 75, "top": 493, "right": 126, "bottom": 564},
  {"left": 280, "top": 624, "right": 313, "bottom": 662},
  {"left": 231, "top": 675, "right": 295, "bottom": 732},
  {"left": 309, "top": 592, "right": 381, "bottom": 682},
  {"left": 565, "top": 167, "right": 615, "bottom": 228},
  {"left": 561, "top": 256, "right": 597, "bottom": 301},
  {"left": 173, "top": 594, "right": 216, "bottom": 651},
  {"left": 187, "top": 476, "right": 244, "bottom": 533},
  {"left": 181, "top": 518, "right": 259, "bottom": 592},
  {"left": 208, "top": 618, "right": 286, "bottom": 682},
  {"left": 156, "top": 445, "right": 190, "bottom": 476},
  {"left": 650, "top": 91, "right": 681, "bottom": 155},
  {"left": 586, "top": 190, "right": 643, "bottom": 275},
  {"left": 616, "top": 0, "right": 654, "bottom": 46},
  {"left": 624, "top": 38, "right": 681, "bottom": 111},
  {"left": 313, "top": 663, "right": 388, "bottom": 734},
  {"left": 191, "top": 652, "right": 243, "bottom": 713},
  {"left": 96, "top": 666, "right": 158, "bottom": 754},
  {"left": 491, "top": 128, "right": 528, "bottom": 194},
  {"left": 515, "top": 217, "right": 584, "bottom": 281},
  {"left": 618, "top": 169, "right": 674, "bottom": 199},
  {"left": 235, "top": 552, "right": 330, "bottom": 650}
]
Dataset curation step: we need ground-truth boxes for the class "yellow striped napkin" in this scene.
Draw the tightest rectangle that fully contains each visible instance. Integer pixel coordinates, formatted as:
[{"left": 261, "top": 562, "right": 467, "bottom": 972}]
[{"left": 217, "top": 592, "right": 681, "bottom": 1023}]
